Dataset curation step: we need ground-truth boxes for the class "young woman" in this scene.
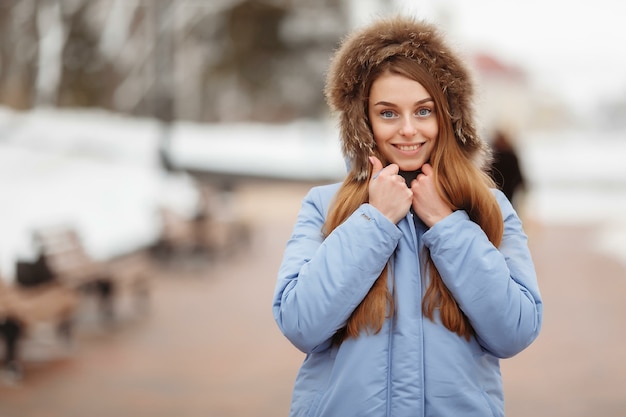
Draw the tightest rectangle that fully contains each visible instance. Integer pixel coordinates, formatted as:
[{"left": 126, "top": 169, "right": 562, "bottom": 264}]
[{"left": 273, "top": 16, "right": 542, "bottom": 417}]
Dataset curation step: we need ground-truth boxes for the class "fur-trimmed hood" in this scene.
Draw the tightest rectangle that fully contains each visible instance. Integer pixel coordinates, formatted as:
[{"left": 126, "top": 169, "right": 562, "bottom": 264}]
[{"left": 324, "top": 16, "right": 489, "bottom": 180}]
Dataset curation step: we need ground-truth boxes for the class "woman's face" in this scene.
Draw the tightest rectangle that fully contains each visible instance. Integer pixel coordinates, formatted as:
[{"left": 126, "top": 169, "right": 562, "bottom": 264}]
[{"left": 368, "top": 71, "right": 438, "bottom": 172}]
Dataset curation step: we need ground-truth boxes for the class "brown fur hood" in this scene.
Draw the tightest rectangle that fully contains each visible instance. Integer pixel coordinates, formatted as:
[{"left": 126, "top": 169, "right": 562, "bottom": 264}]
[{"left": 324, "top": 16, "right": 489, "bottom": 180}]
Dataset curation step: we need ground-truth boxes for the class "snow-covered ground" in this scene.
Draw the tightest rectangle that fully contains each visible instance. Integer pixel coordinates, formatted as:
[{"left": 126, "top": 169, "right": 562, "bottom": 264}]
[
  {"left": 167, "top": 120, "right": 346, "bottom": 181},
  {"left": 0, "top": 107, "right": 200, "bottom": 281},
  {"left": 519, "top": 129, "right": 626, "bottom": 267},
  {"left": 1, "top": 106, "right": 625, "bottom": 281}
]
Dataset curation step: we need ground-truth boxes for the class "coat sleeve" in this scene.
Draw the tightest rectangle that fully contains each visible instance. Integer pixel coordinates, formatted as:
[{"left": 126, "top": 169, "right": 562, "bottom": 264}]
[
  {"left": 272, "top": 186, "right": 402, "bottom": 354},
  {"left": 422, "top": 189, "right": 543, "bottom": 358}
]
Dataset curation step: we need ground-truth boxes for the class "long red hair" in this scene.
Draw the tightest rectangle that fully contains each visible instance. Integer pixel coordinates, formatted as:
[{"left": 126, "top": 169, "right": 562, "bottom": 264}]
[{"left": 326, "top": 58, "right": 503, "bottom": 343}]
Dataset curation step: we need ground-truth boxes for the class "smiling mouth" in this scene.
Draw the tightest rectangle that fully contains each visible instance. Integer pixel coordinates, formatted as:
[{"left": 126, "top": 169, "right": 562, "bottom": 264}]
[{"left": 395, "top": 144, "right": 422, "bottom": 151}]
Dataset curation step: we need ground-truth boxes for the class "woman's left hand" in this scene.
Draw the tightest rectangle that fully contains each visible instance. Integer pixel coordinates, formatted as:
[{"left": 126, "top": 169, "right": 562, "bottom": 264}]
[{"left": 410, "top": 163, "right": 453, "bottom": 227}]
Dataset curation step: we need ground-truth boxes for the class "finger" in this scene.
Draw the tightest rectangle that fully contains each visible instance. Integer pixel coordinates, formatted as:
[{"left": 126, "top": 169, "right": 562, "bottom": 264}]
[
  {"left": 421, "top": 163, "right": 433, "bottom": 175},
  {"left": 384, "top": 163, "right": 399, "bottom": 176},
  {"left": 369, "top": 156, "right": 384, "bottom": 179}
]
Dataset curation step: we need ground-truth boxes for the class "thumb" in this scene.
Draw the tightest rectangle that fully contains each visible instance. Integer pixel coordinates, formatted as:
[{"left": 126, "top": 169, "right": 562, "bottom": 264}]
[{"left": 369, "top": 156, "right": 384, "bottom": 179}]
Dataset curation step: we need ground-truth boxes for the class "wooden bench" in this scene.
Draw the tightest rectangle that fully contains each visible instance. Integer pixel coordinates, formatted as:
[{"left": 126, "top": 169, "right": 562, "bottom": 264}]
[
  {"left": 0, "top": 277, "right": 78, "bottom": 382},
  {"left": 32, "top": 226, "right": 150, "bottom": 322},
  {"left": 154, "top": 206, "right": 251, "bottom": 261},
  {"left": 152, "top": 185, "right": 251, "bottom": 262}
]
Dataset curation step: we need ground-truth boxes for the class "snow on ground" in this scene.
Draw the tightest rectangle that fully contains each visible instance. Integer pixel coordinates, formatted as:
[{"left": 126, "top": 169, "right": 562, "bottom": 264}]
[
  {"left": 520, "top": 129, "right": 626, "bottom": 222},
  {"left": 0, "top": 107, "right": 200, "bottom": 281},
  {"left": 1, "top": 106, "right": 625, "bottom": 280},
  {"left": 168, "top": 120, "right": 346, "bottom": 181},
  {"left": 519, "top": 129, "right": 626, "bottom": 266}
]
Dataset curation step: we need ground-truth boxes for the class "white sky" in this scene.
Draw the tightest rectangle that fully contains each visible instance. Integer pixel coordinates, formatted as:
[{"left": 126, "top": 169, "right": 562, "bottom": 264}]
[{"left": 362, "top": 0, "right": 626, "bottom": 109}]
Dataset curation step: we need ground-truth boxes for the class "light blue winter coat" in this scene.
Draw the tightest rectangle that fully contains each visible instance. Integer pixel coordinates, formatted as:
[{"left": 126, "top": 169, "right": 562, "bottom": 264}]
[{"left": 273, "top": 182, "right": 542, "bottom": 417}]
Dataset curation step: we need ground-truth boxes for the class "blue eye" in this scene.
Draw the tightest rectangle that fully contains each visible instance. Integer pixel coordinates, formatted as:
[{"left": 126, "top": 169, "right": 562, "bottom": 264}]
[
  {"left": 417, "top": 108, "right": 432, "bottom": 117},
  {"left": 381, "top": 110, "right": 396, "bottom": 119}
]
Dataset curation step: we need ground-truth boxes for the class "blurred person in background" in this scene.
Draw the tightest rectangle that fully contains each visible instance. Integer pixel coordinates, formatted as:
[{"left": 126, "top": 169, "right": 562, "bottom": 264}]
[
  {"left": 273, "top": 16, "right": 542, "bottom": 417},
  {"left": 490, "top": 129, "right": 527, "bottom": 210}
]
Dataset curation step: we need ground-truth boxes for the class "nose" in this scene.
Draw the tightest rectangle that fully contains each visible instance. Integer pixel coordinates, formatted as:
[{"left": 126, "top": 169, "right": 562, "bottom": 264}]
[{"left": 399, "top": 117, "right": 417, "bottom": 137}]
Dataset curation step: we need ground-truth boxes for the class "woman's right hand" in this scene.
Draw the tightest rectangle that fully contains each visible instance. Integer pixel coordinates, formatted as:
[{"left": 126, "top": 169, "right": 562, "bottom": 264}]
[{"left": 368, "top": 156, "right": 413, "bottom": 224}]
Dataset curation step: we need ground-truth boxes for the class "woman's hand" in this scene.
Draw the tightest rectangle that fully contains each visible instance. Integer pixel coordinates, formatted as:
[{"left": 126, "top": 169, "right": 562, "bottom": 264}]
[
  {"left": 368, "top": 156, "right": 412, "bottom": 224},
  {"left": 410, "top": 163, "right": 453, "bottom": 227}
]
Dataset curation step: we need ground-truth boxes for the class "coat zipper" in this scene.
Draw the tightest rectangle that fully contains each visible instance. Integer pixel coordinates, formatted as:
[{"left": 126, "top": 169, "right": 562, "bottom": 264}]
[{"left": 411, "top": 210, "right": 427, "bottom": 417}]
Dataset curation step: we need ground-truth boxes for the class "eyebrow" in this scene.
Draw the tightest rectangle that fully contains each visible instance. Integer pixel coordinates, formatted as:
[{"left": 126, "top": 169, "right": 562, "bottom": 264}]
[{"left": 373, "top": 98, "right": 433, "bottom": 106}]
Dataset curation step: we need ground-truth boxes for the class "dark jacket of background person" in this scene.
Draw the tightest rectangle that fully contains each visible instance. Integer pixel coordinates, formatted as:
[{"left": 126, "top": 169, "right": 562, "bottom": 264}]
[{"left": 490, "top": 130, "right": 526, "bottom": 205}]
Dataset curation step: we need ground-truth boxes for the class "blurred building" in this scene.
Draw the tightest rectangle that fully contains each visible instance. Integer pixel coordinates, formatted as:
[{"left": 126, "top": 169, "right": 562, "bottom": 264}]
[{"left": 471, "top": 52, "right": 530, "bottom": 136}]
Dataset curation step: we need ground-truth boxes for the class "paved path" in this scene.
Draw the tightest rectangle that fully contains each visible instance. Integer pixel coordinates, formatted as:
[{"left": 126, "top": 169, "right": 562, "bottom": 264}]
[{"left": 0, "top": 182, "right": 625, "bottom": 417}]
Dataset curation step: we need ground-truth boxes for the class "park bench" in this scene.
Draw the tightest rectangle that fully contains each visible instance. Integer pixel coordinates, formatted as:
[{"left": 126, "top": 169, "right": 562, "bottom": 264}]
[
  {"left": 31, "top": 226, "right": 150, "bottom": 322},
  {"left": 152, "top": 184, "right": 251, "bottom": 262},
  {"left": 0, "top": 277, "right": 78, "bottom": 382},
  {"left": 154, "top": 205, "right": 251, "bottom": 262}
]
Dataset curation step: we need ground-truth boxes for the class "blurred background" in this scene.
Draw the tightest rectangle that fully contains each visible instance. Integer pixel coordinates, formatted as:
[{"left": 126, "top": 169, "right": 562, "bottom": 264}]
[{"left": 0, "top": 0, "right": 625, "bottom": 416}]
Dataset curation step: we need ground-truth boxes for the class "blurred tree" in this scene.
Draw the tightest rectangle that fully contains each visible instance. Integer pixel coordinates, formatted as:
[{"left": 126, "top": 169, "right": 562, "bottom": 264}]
[
  {"left": 204, "top": 0, "right": 345, "bottom": 122},
  {"left": 0, "top": 0, "right": 39, "bottom": 109},
  {"left": 208, "top": 1, "right": 289, "bottom": 122},
  {"left": 0, "top": 0, "right": 348, "bottom": 123},
  {"left": 57, "top": 1, "right": 118, "bottom": 109}
]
